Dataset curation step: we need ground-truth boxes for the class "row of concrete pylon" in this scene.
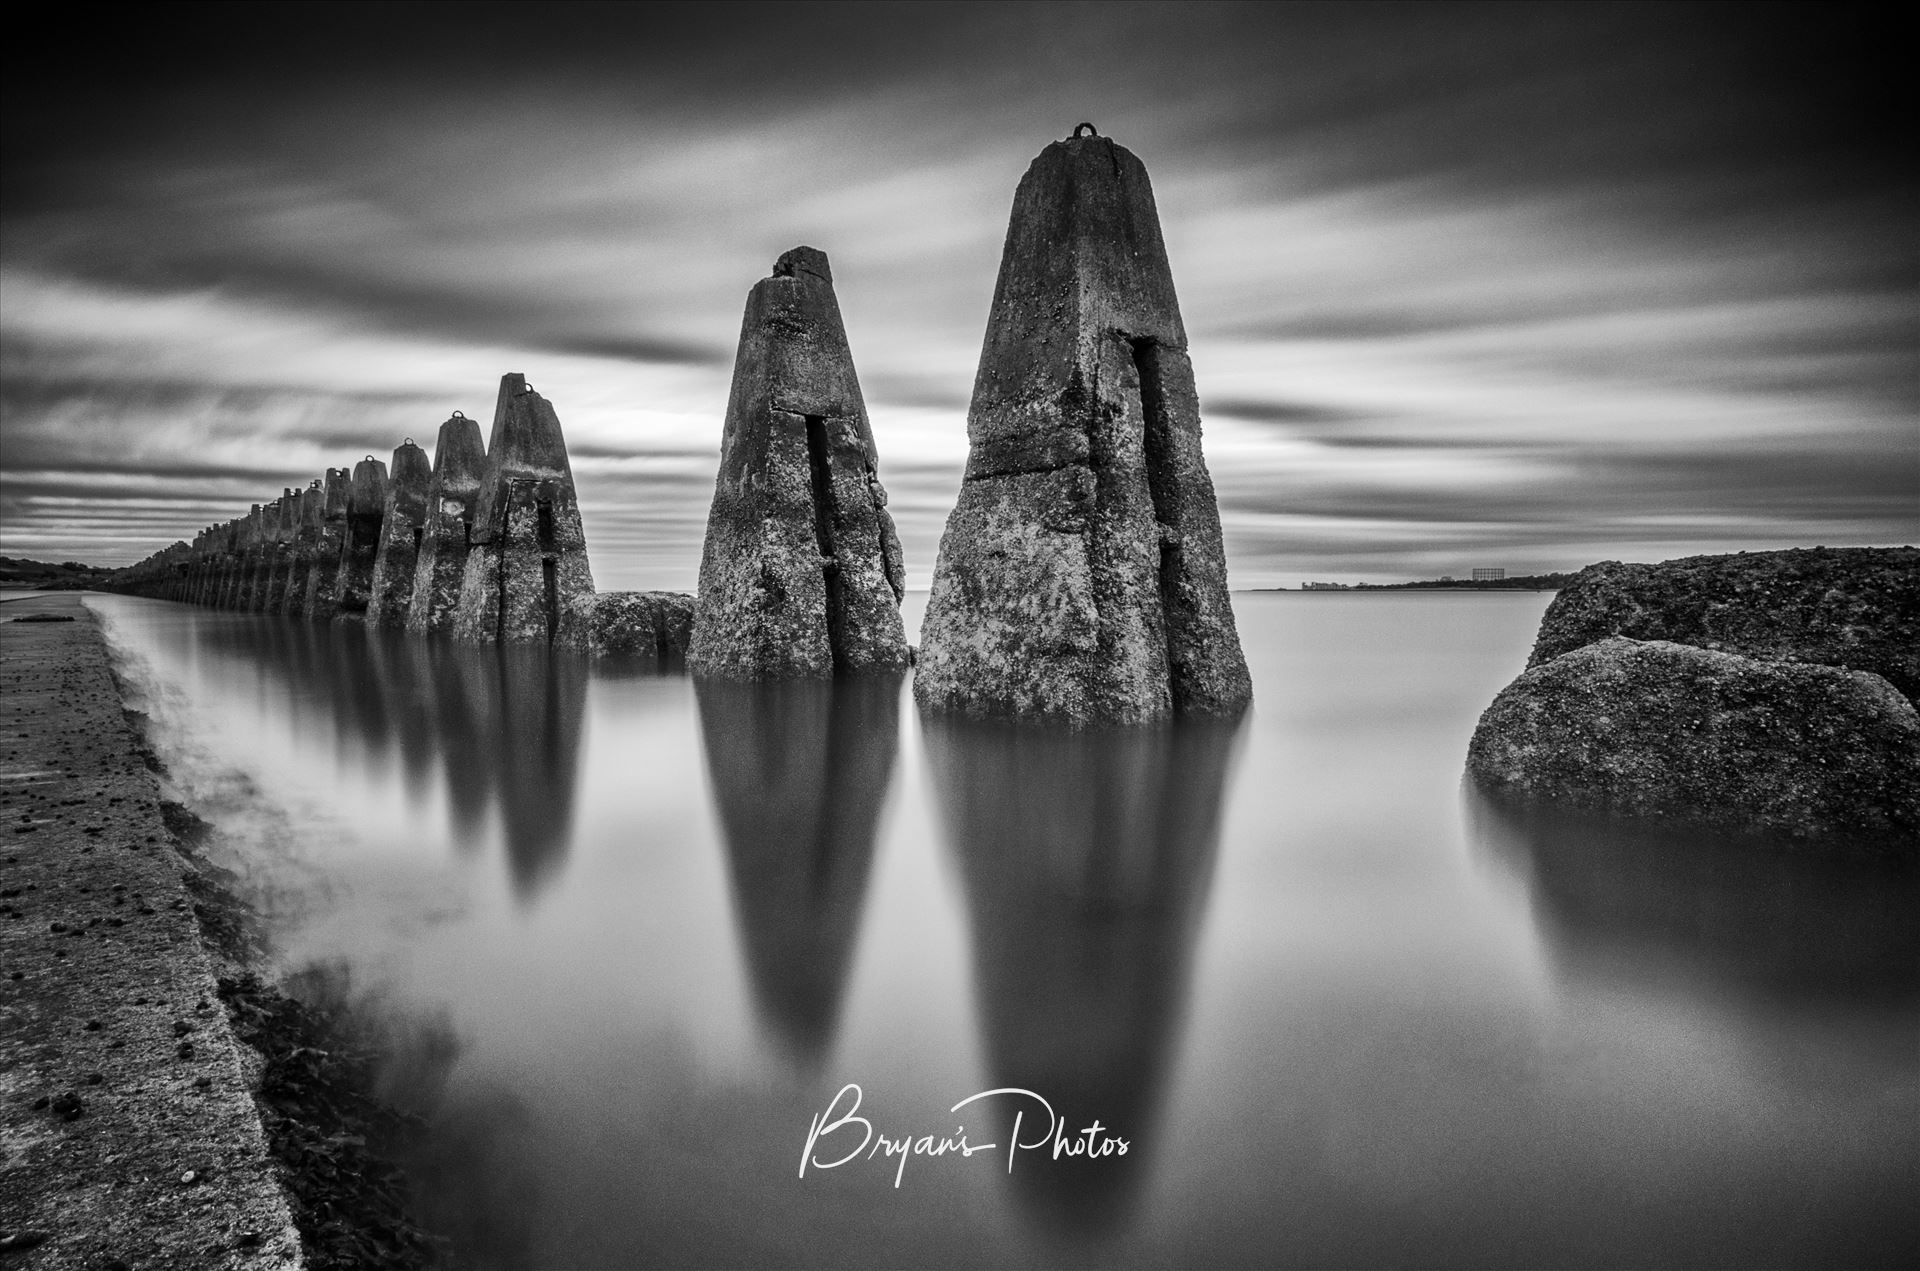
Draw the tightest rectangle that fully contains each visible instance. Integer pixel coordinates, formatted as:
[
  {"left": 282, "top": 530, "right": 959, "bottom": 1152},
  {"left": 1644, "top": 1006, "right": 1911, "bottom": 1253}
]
[
  {"left": 108, "top": 373, "right": 604, "bottom": 648},
  {"left": 110, "top": 127, "right": 1255, "bottom": 721}
]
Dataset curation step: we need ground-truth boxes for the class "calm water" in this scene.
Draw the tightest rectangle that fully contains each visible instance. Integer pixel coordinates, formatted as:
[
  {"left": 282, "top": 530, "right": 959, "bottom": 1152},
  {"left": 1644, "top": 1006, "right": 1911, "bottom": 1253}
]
[{"left": 86, "top": 592, "right": 1919, "bottom": 1269}]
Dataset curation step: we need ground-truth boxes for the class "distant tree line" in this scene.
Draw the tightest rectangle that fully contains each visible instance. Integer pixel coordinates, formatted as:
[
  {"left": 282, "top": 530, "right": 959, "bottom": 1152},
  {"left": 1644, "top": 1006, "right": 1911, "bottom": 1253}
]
[
  {"left": 1353, "top": 572, "right": 1572, "bottom": 591},
  {"left": 0, "top": 557, "right": 120, "bottom": 589}
]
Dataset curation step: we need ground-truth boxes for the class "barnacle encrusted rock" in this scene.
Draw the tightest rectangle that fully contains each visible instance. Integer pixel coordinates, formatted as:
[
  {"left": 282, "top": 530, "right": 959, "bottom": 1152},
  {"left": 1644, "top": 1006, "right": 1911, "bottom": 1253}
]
[
  {"left": 1468, "top": 636, "right": 1920, "bottom": 850},
  {"left": 568, "top": 590, "right": 697, "bottom": 661},
  {"left": 1529, "top": 547, "right": 1920, "bottom": 703},
  {"left": 915, "top": 129, "right": 1250, "bottom": 725}
]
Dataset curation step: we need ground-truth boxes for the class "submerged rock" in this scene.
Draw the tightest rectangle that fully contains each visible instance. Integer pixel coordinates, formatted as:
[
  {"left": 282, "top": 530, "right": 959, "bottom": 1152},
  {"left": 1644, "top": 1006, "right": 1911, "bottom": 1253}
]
[
  {"left": 367, "top": 440, "right": 432, "bottom": 629},
  {"left": 407, "top": 412, "right": 486, "bottom": 635},
  {"left": 571, "top": 591, "right": 696, "bottom": 662},
  {"left": 453, "top": 375, "right": 595, "bottom": 646},
  {"left": 1468, "top": 636, "right": 1919, "bottom": 850},
  {"left": 916, "top": 128, "right": 1250, "bottom": 725},
  {"left": 688, "top": 247, "right": 909, "bottom": 679},
  {"left": 1530, "top": 547, "right": 1920, "bottom": 703}
]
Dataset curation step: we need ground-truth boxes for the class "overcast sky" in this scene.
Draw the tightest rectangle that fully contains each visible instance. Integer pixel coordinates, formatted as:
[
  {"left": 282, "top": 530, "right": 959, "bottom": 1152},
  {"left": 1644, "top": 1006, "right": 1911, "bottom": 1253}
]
[{"left": 3, "top": 1, "right": 1913, "bottom": 587}]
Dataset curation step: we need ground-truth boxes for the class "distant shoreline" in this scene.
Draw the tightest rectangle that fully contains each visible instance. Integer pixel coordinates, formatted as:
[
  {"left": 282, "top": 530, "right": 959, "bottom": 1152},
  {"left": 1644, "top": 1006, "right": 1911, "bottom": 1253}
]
[{"left": 1248, "top": 584, "right": 1562, "bottom": 593}]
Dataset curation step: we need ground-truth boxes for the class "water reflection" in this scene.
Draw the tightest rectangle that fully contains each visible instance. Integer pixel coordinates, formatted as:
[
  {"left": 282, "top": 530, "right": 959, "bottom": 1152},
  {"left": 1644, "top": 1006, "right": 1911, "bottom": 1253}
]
[
  {"left": 200, "top": 620, "right": 589, "bottom": 900},
  {"left": 1468, "top": 789, "right": 1920, "bottom": 1085},
  {"left": 694, "top": 675, "right": 902, "bottom": 1068},
  {"left": 922, "top": 714, "right": 1244, "bottom": 1235}
]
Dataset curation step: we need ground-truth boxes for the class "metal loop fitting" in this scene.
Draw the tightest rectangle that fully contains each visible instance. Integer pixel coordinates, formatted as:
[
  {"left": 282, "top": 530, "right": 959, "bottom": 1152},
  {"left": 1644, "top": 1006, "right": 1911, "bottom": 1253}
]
[{"left": 1072, "top": 121, "right": 1098, "bottom": 138}]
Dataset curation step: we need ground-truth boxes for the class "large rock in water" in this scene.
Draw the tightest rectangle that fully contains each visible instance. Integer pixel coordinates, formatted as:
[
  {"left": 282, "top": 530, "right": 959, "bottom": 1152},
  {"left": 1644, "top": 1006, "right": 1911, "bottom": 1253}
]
[
  {"left": 570, "top": 590, "right": 696, "bottom": 662},
  {"left": 453, "top": 375, "right": 595, "bottom": 646},
  {"left": 687, "top": 247, "right": 909, "bottom": 679},
  {"left": 1468, "top": 637, "right": 1920, "bottom": 850},
  {"left": 1530, "top": 547, "right": 1920, "bottom": 703},
  {"left": 915, "top": 128, "right": 1250, "bottom": 725}
]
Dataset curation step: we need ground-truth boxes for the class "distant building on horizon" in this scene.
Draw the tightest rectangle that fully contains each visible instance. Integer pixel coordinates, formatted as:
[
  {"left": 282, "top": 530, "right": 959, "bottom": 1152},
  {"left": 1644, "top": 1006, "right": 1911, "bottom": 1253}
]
[
  {"left": 1301, "top": 581, "right": 1352, "bottom": 591},
  {"left": 1471, "top": 567, "right": 1505, "bottom": 581}
]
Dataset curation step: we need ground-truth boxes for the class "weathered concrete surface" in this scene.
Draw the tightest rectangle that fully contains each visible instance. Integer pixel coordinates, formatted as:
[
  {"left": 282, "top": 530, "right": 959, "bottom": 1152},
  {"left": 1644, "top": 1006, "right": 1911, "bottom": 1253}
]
[
  {"left": 257, "top": 491, "right": 298, "bottom": 616},
  {"left": 230, "top": 507, "right": 265, "bottom": 613},
  {"left": 301, "top": 471, "right": 349, "bottom": 624},
  {"left": 688, "top": 247, "right": 909, "bottom": 679},
  {"left": 1529, "top": 547, "right": 1920, "bottom": 704},
  {"left": 917, "top": 130, "right": 1250, "bottom": 725},
  {"left": 407, "top": 414, "right": 486, "bottom": 636},
  {"left": 241, "top": 502, "right": 281, "bottom": 614},
  {"left": 274, "top": 487, "right": 316, "bottom": 618},
  {"left": 0, "top": 594, "right": 301, "bottom": 1268},
  {"left": 1468, "top": 636, "right": 1920, "bottom": 850},
  {"left": 366, "top": 443, "right": 431, "bottom": 630},
  {"left": 453, "top": 377, "right": 595, "bottom": 646},
  {"left": 332, "top": 457, "right": 390, "bottom": 620},
  {"left": 566, "top": 590, "right": 695, "bottom": 662}
]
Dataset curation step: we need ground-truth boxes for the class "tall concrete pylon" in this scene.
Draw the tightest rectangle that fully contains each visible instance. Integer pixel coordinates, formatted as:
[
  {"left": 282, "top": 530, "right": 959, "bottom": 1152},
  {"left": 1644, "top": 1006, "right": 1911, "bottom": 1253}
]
[
  {"left": 260, "top": 488, "right": 298, "bottom": 613},
  {"left": 335, "top": 454, "right": 391, "bottom": 618},
  {"left": 302, "top": 468, "right": 351, "bottom": 622},
  {"left": 408, "top": 413, "right": 486, "bottom": 635},
  {"left": 452, "top": 376, "right": 594, "bottom": 645},
  {"left": 688, "top": 247, "right": 909, "bottom": 678},
  {"left": 367, "top": 439, "right": 432, "bottom": 629},
  {"left": 278, "top": 483, "right": 321, "bottom": 616},
  {"left": 916, "top": 127, "right": 1251, "bottom": 725}
]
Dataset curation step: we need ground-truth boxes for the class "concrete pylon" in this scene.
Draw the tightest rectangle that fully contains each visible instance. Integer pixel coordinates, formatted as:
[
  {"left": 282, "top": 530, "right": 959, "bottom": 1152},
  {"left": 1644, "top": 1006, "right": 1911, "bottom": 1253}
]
[
  {"left": 916, "top": 128, "right": 1251, "bottom": 725},
  {"left": 260, "top": 489, "right": 298, "bottom": 613},
  {"left": 188, "top": 528, "right": 215, "bottom": 606},
  {"left": 278, "top": 483, "right": 321, "bottom": 616},
  {"left": 687, "top": 247, "right": 909, "bottom": 678},
  {"left": 244, "top": 500, "right": 283, "bottom": 612},
  {"left": 303, "top": 468, "right": 351, "bottom": 622},
  {"left": 452, "top": 376, "right": 594, "bottom": 645},
  {"left": 407, "top": 413, "right": 486, "bottom": 635},
  {"left": 221, "top": 513, "right": 255, "bottom": 610},
  {"left": 334, "top": 454, "right": 390, "bottom": 618},
  {"left": 367, "top": 439, "right": 432, "bottom": 629}
]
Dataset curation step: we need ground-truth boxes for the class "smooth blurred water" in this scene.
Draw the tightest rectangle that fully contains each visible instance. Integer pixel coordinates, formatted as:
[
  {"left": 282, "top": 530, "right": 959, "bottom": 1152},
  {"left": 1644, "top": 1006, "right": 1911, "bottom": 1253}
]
[{"left": 86, "top": 592, "right": 1919, "bottom": 1269}]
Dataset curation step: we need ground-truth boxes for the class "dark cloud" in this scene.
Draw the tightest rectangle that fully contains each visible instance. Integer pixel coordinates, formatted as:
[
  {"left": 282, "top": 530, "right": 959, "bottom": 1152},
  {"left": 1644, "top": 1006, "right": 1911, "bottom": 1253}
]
[{"left": 2, "top": 3, "right": 1913, "bottom": 581}]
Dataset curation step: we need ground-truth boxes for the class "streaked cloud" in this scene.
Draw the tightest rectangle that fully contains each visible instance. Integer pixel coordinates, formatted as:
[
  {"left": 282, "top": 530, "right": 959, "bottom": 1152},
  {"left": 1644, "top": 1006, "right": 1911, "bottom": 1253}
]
[{"left": 1, "top": 3, "right": 1911, "bottom": 588}]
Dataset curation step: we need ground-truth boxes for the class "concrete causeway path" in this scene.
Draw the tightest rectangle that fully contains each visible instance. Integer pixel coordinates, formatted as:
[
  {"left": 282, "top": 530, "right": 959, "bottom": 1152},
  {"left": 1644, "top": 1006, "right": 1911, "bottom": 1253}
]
[{"left": 0, "top": 593, "right": 301, "bottom": 1269}]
